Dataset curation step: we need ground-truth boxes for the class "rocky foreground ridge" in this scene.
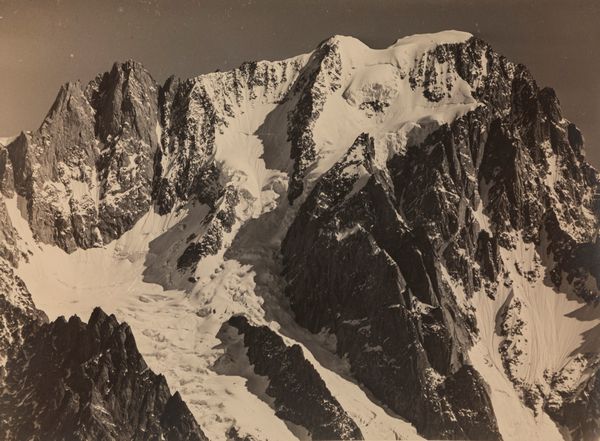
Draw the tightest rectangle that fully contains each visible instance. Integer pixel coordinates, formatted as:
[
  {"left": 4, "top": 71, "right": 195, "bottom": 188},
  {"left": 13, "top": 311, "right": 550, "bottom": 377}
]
[
  {"left": 0, "top": 30, "right": 599, "bottom": 441},
  {"left": 0, "top": 301, "right": 207, "bottom": 440}
]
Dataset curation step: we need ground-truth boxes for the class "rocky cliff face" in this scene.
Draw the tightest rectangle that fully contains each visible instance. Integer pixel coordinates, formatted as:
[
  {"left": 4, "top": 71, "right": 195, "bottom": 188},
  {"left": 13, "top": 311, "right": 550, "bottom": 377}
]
[
  {"left": 282, "top": 130, "right": 502, "bottom": 439},
  {"left": 282, "top": 40, "right": 598, "bottom": 439},
  {"left": 0, "top": 307, "right": 208, "bottom": 441},
  {"left": 225, "top": 315, "right": 363, "bottom": 440},
  {"left": 5, "top": 61, "right": 160, "bottom": 251},
  {"left": 1, "top": 30, "right": 599, "bottom": 441},
  {"left": 0, "top": 197, "right": 47, "bottom": 369},
  {"left": 280, "top": 36, "right": 600, "bottom": 440}
]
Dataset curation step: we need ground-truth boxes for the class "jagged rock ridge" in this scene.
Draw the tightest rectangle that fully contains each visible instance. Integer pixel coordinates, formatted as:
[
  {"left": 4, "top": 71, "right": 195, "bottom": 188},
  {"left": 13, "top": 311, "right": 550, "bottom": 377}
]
[
  {"left": 224, "top": 315, "right": 363, "bottom": 440},
  {"left": 0, "top": 307, "right": 208, "bottom": 441}
]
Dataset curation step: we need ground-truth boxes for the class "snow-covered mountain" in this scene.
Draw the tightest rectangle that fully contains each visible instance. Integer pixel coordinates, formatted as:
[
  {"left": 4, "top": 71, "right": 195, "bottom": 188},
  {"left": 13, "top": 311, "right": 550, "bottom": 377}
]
[{"left": 0, "top": 30, "right": 599, "bottom": 441}]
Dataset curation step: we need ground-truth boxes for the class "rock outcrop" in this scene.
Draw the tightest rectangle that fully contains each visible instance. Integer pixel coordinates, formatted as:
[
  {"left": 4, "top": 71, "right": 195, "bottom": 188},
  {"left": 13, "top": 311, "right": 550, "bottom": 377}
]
[
  {"left": 0, "top": 307, "right": 208, "bottom": 441},
  {"left": 6, "top": 61, "right": 160, "bottom": 251},
  {"left": 282, "top": 36, "right": 600, "bottom": 440},
  {"left": 282, "top": 131, "right": 502, "bottom": 439},
  {"left": 226, "top": 315, "right": 363, "bottom": 441}
]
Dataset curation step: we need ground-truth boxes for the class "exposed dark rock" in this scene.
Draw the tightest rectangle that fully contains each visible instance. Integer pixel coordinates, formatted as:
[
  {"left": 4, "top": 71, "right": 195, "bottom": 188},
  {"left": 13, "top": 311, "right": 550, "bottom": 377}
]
[
  {"left": 443, "top": 365, "right": 501, "bottom": 440},
  {"left": 286, "top": 37, "right": 343, "bottom": 203},
  {"left": 281, "top": 35, "right": 600, "bottom": 441},
  {"left": 177, "top": 221, "right": 223, "bottom": 271},
  {"left": 153, "top": 77, "right": 219, "bottom": 214},
  {"left": 226, "top": 426, "right": 258, "bottom": 441},
  {"left": 176, "top": 186, "right": 239, "bottom": 272},
  {"left": 0, "top": 260, "right": 48, "bottom": 376},
  {"left": 0, "top": 199, "right": 22, "bottom": 267},
  {"left": 0, "top": 145, "right": 15, "bottom": 197},
  {"left": 89, "top": 61, "right": 161, "bottom": 243},
  {"left": 5, "top": 61, "right": 160, "bottom": 251},
  {"left": 547, "top": 369, "right": 600, "bottom": 441},
  {"left": 0, "top": 307, "right": 208, "bottom": 441},
  {"left": 227, "top": 315, "right": 363, "bottom": 440},
  {"left": 282, "top": 130, "right": 501, "bottom": 440}
]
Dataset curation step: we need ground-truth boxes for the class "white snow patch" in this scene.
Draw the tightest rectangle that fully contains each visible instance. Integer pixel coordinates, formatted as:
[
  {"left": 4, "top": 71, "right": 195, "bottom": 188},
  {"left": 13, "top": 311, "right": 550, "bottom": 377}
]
[
  {"left": 393, "top": 30, "right": 473, "bottom": 47},
  {"left": 469, "top": 339, "right": 566, "bottom": 441}
]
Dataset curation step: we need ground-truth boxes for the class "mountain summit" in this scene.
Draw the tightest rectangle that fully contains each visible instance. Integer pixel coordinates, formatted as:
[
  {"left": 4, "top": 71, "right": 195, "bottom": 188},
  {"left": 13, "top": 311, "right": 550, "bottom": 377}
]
[{"left": 0, "top": 31, "right": 598, "bottom": 441}]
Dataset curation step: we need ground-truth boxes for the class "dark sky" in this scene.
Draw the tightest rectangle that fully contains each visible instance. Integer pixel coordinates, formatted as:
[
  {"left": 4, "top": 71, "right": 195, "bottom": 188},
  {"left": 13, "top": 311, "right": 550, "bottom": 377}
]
[{"left": 1, "top": 0, "right": 599, "bottom": 165}]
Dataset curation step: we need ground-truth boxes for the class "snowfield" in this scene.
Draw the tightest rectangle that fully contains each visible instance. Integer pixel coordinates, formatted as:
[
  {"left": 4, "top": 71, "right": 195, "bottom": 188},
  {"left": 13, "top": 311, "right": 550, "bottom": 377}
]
[{"left": 6, "top": 187, "right": 423, "bottom": 440}]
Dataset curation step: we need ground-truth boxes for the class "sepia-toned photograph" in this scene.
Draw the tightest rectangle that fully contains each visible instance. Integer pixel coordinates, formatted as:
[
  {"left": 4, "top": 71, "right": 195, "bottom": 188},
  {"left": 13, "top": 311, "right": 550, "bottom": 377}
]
[{"left": 0, "top": 1, "right": 598, "bottom": 440}]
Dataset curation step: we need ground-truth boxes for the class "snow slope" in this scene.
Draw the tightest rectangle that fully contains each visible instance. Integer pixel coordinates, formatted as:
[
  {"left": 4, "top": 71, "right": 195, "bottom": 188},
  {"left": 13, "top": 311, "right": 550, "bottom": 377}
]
[
  {"left": 299, "top": 32, "right": 479, "bottom": 182},
  {"left": 7, "top": 184, "right": 422, "bottom": 440}
]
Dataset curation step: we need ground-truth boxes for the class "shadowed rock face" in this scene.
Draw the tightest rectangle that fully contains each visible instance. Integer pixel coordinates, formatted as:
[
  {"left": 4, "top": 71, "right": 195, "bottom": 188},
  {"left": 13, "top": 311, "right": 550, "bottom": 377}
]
[
  {"left": 0, "top": 261, "right": 47, "bottom": 371},
  {"left": 0, "top": 307, "right": 208, "bottom": 441},
  {"left": 282, "top": 131, "right": 501, "bottom": 440},
  {"left": 5, "top": 61, "right": 161, "bottom": 252},
  {"left": 549, "top": 370, "right": 600, "bottom": 441},
  {"left": 227, "top": 315, "right": 363, "bottom": 441},
  {"left": 286, "top": 38, "right": 343, "bottom": 203},
  {"left": 0, "top": 200, "right": 48, "bottom": 368},
  {"left": 282, "top": 38, "right": 600, "bottom": 440}
]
